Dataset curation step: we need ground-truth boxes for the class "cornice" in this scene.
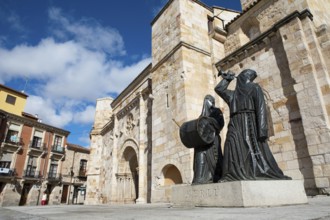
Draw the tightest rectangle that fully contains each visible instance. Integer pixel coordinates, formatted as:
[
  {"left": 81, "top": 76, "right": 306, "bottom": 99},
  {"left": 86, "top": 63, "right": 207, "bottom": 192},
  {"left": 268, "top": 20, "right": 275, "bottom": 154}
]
[
  {"left": 66, "top": 143, "right": 90, "bottom": 154},
  {"left": 100, "top": 115, "right": 115, "bottom": 136},
  {"left": 151, "top": 41, "right": 211, "bottom": 73},
  {"left": 111, "top": 64, "right": 151, "bottom": 108},
  {"left": 0, "top": 109, "right": 70, "bottom": 136},
  {"left": 116, "top": 97, "right": 140, "bottom": 120}
]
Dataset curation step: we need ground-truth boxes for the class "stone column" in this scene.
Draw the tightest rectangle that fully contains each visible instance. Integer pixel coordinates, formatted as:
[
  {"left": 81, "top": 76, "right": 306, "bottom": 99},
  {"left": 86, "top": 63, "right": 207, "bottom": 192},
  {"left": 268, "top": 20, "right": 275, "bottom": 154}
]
[
  {"left": 10, "top": 146, "right": 22, "bottom": 175},
  {"left": 111, "top": 113, "right": 119, "bottom": 203},
  {"left": 85, "top": 97, "right": 113, "bottom": 205},
  {"left": 136, "top": 91, "right": 147, "bottom": 203}
]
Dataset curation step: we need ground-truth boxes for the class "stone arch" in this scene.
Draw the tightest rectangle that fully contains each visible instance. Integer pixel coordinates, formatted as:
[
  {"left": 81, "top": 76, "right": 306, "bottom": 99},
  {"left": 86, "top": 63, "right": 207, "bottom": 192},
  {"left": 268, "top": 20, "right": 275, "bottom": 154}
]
[
  {"left": 156, "top": 159, "right": 187, "bottom": 186},
  {"left": 118, "top": 139, "right": 139, "bottom": 160},
  {"left": 116, "top": 139, "right": 139, "bottom": 203},
  {"left": 156, "top": 163, "right": 183, "bottom": 203},
  {"left": 240, "top": 16, "right": 261, "bottom": 44},
  {"left": 162, "top": 164, "right": 183, "bottom": 186}
]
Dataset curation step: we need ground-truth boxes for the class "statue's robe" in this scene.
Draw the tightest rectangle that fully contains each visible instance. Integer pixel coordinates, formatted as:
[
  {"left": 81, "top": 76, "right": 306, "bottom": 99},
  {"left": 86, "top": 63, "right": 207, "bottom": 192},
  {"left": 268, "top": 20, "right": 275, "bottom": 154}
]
[
  {"left": 192, "top": 96, "right": 224, "bottom": 184},
  {"left": 215, "top": 70, "right": 291, "bottom": 181}
]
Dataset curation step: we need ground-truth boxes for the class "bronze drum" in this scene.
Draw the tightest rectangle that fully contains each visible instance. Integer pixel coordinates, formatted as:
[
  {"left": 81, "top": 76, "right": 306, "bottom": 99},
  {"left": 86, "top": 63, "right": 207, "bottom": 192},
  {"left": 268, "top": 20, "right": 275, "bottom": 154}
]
[{"left": 179, "top": 116, "right": 216, "bottom": 148}]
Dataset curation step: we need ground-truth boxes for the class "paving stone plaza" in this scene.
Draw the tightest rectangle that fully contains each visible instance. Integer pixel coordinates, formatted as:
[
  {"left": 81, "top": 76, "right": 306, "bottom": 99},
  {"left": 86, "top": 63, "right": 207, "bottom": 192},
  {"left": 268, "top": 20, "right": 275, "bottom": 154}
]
[{"left": 0, "top": 196, "right": 329, "bottom": 220}]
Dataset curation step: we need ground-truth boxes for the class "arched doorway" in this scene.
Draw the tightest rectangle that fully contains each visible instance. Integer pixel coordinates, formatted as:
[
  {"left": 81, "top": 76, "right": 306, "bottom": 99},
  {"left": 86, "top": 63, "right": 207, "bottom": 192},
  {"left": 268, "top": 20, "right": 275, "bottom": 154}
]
[
  {"left": 117, "top": 146, "right": 138, "bottom": 203},
  {"left": 161, "top": 164, "right": 183, "bottom": 202}
]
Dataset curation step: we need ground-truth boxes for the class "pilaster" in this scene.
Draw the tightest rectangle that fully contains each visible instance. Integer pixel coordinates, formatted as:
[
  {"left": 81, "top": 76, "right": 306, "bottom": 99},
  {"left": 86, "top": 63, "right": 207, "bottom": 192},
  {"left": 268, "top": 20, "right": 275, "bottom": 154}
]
[{"left": 279, "top": 16, "right": 330, "bottom": 193}]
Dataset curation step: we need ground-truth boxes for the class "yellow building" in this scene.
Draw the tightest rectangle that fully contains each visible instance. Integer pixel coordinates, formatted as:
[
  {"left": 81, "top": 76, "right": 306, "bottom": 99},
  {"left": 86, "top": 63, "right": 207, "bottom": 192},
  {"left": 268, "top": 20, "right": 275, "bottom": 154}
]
[{"left": 0, "top": 84, "right": 28, "bottom": 116}]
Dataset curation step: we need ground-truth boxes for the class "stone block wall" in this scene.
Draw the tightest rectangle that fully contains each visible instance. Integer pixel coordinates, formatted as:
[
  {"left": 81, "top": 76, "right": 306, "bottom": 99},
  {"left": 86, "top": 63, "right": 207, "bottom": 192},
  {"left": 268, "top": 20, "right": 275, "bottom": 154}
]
[
  {"left": 279, "top": 15, "right": 330, "bottom": 195},
  {"left": 152, "top": 0, "right": 181, "bottom": 65},
  {"left": 225, "top": 0, "right": 317, "bottom": 55},
  {"left": 180, "top": 0, "right": 213, "bottom": 54},
  {"left": 85, "top": 0, "right": 330, "bottom": 206},
  {"left": 150, "top": 0, "right": 230, "bottom": 202},
  {"left": 85, "top": 134, "right": 103, "bottom": 205},
  {"left": 87, "top": 72, "right": 152, "bottom": 204},
  {"left": 240, "top": 0, "right": 258, "bottom": 11},
  {"left": 306, "top": 0, "right": 330, "bottom": 27},
  {"left": 217, "top": 0, "right": 330, "bottom": 195}
]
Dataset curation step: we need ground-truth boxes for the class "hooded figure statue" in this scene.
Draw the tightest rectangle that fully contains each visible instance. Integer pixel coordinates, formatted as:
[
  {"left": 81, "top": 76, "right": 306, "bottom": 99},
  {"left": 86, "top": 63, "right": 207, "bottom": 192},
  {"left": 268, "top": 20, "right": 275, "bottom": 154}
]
[
  {"left": 215, "top": 69, "right": 291, "bottom": 181},
  {"left": 192, "top": 95, "right": 224, "bottom": 184}
]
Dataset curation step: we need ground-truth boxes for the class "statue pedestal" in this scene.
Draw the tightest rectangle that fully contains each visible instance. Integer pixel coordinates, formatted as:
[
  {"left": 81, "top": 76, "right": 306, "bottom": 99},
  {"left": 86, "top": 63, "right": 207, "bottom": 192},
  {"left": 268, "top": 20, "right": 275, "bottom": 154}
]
[{"left": 171, "top": 180, "right": 308, "bottom": 207}]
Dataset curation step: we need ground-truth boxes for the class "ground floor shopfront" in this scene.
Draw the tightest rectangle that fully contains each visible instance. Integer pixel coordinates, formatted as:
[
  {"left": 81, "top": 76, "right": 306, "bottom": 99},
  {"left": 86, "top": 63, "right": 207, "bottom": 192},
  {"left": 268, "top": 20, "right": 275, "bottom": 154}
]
[{"left": 0, "top": 177, "right": 87, "bottom": 206}]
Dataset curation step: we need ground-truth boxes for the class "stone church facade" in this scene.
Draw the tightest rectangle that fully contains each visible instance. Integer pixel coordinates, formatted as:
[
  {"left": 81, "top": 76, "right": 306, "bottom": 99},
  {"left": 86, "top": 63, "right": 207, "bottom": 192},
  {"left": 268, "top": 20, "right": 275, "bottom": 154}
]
[{"left": 85, "top": 0, "right": 330, "bottom": 204}]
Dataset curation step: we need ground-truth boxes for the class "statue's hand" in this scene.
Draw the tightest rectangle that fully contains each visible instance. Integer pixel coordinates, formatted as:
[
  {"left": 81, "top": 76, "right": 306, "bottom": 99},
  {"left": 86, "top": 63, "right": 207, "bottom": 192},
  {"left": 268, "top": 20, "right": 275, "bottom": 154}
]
[{"left": 221, "top": 70, "right": 235, "bottom": 81}]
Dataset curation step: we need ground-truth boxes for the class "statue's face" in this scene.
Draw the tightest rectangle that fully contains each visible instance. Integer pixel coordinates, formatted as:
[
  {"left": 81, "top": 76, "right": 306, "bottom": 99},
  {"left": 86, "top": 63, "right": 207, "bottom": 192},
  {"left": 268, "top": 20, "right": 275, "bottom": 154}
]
[
  {"left": 249, "top": 71, "right": 257, "bottom": 82},
  {"left": 205, "top": 96, "right": 215, "bottom": 107},
  {"left": 241, "top": 70, "right": 257, "bottom": 82}
]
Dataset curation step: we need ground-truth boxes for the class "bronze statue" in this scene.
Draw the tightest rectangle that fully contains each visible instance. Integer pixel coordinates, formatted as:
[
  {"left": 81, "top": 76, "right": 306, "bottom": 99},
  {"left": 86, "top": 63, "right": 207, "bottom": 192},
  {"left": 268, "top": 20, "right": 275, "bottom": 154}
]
[
  {"left": 215, "top": 69, "right": 291, "bottom": 181},
  {"left": 180, "top": 95, "right": 224, "bottom": 184}
]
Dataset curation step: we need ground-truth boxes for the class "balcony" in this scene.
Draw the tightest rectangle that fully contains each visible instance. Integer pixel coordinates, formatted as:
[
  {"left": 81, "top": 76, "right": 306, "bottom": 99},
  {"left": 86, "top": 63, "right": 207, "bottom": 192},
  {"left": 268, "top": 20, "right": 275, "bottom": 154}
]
[
  {"left": 51, "top": 145, "right": 64, "bottom": 154},
  {"left": 4, "top": 136, "right": 23, "bottom": 145},
  {"left": 28, "top": 141, "right": 47, "bottom": 156},
  {"left": 30, "top": 141, "right": 47, "bottom": 150},
  {"left": 2, "top": 136, "right": 23, "bottom": 153},
  {"left": 0, "top": 168, "right": 16, "bottom": 180},
  {"left": 23, "top": 169, "right": 42, "bottom": 179},
  {"left": 47, "top": 172, "right": 62, "bottom": 183}
]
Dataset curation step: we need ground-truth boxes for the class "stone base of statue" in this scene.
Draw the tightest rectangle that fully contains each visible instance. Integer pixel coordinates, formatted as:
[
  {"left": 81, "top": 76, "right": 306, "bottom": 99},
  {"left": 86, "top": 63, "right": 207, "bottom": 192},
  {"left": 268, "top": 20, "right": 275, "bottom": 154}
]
[{"left": 171, "top": 180, "right": 308, "bottom": 207}]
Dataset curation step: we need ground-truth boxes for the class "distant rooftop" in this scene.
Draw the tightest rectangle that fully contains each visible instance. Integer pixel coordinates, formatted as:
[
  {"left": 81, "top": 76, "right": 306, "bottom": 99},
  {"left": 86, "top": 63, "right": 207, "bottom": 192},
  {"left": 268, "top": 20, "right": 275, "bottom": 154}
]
[
  {"left": 67, "top": 143, "right": 90, "bottom": 154},
  {"left": 0, "top": 84, "right": 28, "bottom": 98}
]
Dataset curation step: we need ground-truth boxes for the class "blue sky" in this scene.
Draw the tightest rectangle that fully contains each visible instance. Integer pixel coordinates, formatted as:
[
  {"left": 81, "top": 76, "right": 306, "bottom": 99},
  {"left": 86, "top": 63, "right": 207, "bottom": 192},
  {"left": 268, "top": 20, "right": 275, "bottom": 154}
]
[{"left": 0, "top": 0, "right": 241, "bottom": 147}]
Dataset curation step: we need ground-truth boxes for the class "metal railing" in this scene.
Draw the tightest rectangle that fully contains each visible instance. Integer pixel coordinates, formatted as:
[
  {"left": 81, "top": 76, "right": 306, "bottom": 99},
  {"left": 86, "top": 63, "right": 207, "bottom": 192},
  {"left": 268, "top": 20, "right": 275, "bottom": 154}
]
[
  {"left": 29, "top": 141, "right": 47, "bottom": 151},
  {"left": 4, "top": 136, "right": 23, "bottom": 146},
  {"left": 47, "top": 172, "right": 62, "bottom": 181},
  {"left": 51, "top": 145, "right": 64, "bottom": 153},
  {"left": 23, "top": 169, "right": 42, "bottom": 178},
  {"left": 0, "top": 168, "right": 16, "bottom": 177}
]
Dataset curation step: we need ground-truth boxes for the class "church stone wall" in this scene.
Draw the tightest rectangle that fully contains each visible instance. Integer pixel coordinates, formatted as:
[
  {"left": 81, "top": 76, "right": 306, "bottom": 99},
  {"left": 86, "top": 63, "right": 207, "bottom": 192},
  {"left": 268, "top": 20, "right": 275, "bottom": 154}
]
[
  {"left": 225, "top": 0, "right": 320, "bottom": 55},
  {"left": 150, "top": 0, "right": 233, "bottom": 202},
  {"left": 240, "top": 0, "right": 257, "bottom": 11},
  {"left": 87, "top": 70, "right": 152, "bottom": 204},
  {"left": 152, "top": 0, "right": 181, "bottom": 65},
  {"left": 306, "top": 0, "right": 330, "bottom": 27},
  {"left": 86, "top": 0, "right": 330, "bottom": 205},
  {"left": 85, "top": 134, "right": 103, "bottom": 205},
  {"left": 218, "top": 0, "right": 330, "bottom": 195},
  {"left": 279, "top": 15, "right": 330, "bottom": 195}
]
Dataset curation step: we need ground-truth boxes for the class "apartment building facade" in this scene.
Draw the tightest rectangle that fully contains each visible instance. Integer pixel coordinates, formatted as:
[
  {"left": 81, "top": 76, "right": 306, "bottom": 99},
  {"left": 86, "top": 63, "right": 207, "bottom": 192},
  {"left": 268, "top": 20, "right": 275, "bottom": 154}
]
[
  {"left": 0, "top": 84, "right": 89, "bottom": 206},
  {"left": 61, "top": 143, "right": 90, "bottom": 204}
]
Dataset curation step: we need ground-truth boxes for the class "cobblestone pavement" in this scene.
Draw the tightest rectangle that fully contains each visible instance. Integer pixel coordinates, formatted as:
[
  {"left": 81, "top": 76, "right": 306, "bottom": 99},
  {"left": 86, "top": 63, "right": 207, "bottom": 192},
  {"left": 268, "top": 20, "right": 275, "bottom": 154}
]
[{"left": 0, "top": 196, "right": 329, "bottom": 220}]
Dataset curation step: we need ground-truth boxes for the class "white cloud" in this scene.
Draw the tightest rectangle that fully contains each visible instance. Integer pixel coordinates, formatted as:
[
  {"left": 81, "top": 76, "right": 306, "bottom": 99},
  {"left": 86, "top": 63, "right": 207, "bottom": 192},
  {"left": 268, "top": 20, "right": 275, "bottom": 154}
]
[
  {"left": 0, "top": 38, "right": 79, "bottom": 79},
  {"left": 25, "top": 95, "right": 73, "bottom": 128},
  {"left": 48, "top": 7, "right": 125, "bottom": 56},
  {"left": 0, "top": 6, "right": 151, "bottom": 132},
  {"left": 73, "top": 105, "right": 96, "bottom": 124},
  {"left": 0, "top": 39, "right": 151, "bottom": 102}
]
